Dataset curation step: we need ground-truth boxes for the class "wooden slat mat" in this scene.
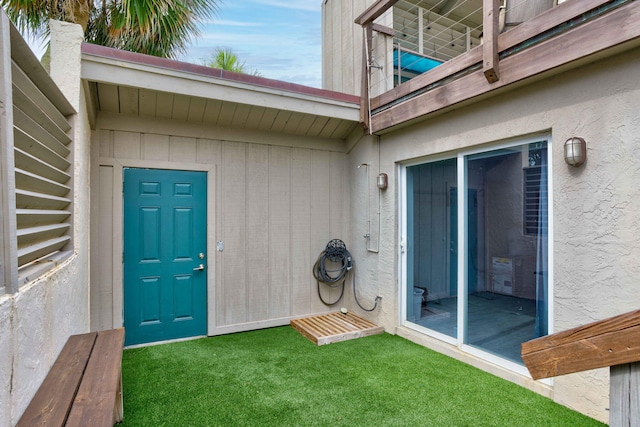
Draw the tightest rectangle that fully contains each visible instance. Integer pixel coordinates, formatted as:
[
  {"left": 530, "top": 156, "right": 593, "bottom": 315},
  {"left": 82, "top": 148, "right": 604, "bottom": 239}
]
[{"left": 291, "top": 312, "right": 384, "bottom": 345}]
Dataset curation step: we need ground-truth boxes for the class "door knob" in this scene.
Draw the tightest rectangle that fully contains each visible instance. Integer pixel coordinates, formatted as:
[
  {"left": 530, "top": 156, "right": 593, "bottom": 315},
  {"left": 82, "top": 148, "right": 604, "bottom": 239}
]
[{"left": 193, "top": 264, "right": 205, "bottom": 271}]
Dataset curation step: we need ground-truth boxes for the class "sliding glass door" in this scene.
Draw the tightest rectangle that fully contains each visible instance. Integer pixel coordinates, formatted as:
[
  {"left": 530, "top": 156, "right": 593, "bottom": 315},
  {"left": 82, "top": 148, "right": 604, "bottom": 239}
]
[
  {"left": 406, "top": 159, "right": 458, "bottom": 338},
  {"left": 404, "top": 139, "right": 550, "bottom": 365}
]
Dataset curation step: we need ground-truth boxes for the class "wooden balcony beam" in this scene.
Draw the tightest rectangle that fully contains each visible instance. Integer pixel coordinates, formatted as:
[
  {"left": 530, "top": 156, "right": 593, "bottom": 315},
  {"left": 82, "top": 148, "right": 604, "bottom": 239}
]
[
  {"left": 369, "top": 0, "right": 640, "bottom": 133},
  {"left": 370, "top": 0, "right": 612, "bottom": 111},
  {"left": 355, "top": 0, "right": 400, "bottom": 26},
  {"left": 372, "top": 23, "right": 395, "bottom": 37}
]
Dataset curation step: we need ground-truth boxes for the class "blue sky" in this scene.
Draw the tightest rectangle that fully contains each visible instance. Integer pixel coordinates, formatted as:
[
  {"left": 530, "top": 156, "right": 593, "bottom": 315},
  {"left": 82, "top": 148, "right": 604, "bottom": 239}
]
[
  {"left": 180, "top": 0, "right": 323, "bottom": 88},
  {"left": 24, "top": 1, "right": 324, "bottom": 88}
]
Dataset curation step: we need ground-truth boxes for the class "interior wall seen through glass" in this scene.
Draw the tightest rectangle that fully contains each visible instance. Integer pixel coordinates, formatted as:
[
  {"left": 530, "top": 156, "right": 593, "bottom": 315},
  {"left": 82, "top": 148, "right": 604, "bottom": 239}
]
[
  {"left": 407, "top": 158, "right": 458, "bottom": 339},
  {"left": 407, "top": 142, "right": 548, "bottom": 365}
]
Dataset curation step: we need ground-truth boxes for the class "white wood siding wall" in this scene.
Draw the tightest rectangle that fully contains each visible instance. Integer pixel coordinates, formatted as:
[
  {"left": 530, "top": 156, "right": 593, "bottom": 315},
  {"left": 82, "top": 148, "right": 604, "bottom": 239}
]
[
  {"left": 322, "top": 0, "right": 394, "bottom": 97},
  {"left": 91, "top": 121, "right": 349, "bottom": 335},
  {"left": 323, "top": 0, "right": 377, "bottom": 95}
]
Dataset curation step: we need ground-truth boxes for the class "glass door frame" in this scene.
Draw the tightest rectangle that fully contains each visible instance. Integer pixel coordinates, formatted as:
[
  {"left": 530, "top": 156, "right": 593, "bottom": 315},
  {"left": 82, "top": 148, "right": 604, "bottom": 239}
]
[{"left": 399, "top": 134, "right": 555, "bottom": 375}]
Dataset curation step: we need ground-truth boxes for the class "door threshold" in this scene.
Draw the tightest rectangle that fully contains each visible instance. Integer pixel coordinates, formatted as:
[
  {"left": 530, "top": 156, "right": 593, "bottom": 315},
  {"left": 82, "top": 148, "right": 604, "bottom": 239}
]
[{"left": 124, "top": 334, "right": 207, "bottom": 349}]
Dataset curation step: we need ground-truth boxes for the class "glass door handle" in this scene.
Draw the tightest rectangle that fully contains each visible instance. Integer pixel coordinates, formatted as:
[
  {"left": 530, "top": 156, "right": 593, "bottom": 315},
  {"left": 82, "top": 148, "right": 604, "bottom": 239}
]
[{"left": 193, "top": 264, "right": 205, "bottom": 271}]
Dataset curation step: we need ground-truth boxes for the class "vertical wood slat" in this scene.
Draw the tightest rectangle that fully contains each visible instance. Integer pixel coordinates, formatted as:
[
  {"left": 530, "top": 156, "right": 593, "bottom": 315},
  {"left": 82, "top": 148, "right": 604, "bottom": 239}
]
[
  {"left": 142, "top": 134, "right": 169, "bottom": 162},
  {"left": 169, "top": 136, "right": 196, "bottom": 163},
  {"left": 198, "top": 138, "right": 221, "bottom": 335},
  {"left": 246, "top": 143, "right": 269, "bottom": 322},
  {"left": 220, "top": 141, "right": 247, "bottom": 326},
  {"left": 342, "top": 0, "right": 356, "bottom": 93},
  {"left": 331, "top": 0, "right": 343, "bottom": 93},
  {"left": 269, "top": 146, "right": 292, "bottom": 318},
  {"left": 310, "top": 151, "right": 337, "bottom": 310},
  {"left": 291, "top": 148, "right": 312, "bottom": 316},
  {"left": 113, "top": 131, "right": 140, "bottom": 160},
  {"left": 610, "top": 362, "right": 640, "bottom": 427},
  {"left": 91, "top": 165, "right": 115, "bottom": 331}
]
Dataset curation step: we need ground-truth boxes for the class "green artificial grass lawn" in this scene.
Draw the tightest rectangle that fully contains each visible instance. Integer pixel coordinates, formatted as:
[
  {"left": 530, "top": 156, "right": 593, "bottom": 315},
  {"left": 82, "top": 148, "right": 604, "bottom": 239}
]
[{"left": 121, "top": 326, "right": 604, "bottom": 426}]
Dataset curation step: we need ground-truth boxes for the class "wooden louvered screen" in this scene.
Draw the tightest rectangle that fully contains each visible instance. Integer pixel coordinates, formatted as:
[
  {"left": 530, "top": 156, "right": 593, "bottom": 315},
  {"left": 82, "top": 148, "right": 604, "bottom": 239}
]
[{"left": 12, "top": 58, "right": 72, "bottom": 269}]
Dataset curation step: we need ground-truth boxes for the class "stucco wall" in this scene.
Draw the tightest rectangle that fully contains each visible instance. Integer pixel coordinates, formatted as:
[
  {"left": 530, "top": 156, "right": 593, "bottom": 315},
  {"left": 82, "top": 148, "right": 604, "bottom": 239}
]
[
  {"left": 0, "top": 20, "right": 91, "bottom": 427},
  {"left": 347, "top": 46, "right": 640, "bottom": 423},
  {"left": 4, "top": 256, "right": 89, "bottom": 425}
]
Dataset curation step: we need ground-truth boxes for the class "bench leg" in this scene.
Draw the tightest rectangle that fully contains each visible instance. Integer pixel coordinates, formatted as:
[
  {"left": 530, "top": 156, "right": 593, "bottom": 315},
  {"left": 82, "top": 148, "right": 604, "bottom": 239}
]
[
  {"left": 113, "top": 367, "right": 124, "bottom": 423},
  {"left": 610, "top": 362, "right": 640, "bottom": 427}
]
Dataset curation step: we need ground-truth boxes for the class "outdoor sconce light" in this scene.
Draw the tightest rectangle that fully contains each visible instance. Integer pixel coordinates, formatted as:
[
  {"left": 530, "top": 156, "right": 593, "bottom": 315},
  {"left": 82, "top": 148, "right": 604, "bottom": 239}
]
[
  {"left": 377, "top": 173, "right": 388, "bottom": 190},
  {"left": 564, "top": 137, "right": 587, "bottom": 167}
]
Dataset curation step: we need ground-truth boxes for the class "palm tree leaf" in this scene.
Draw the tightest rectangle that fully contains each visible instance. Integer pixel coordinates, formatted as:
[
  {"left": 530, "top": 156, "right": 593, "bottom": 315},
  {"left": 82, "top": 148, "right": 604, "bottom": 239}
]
[{"left": 4, "top": 0, "right": 220, "bottom": 59}]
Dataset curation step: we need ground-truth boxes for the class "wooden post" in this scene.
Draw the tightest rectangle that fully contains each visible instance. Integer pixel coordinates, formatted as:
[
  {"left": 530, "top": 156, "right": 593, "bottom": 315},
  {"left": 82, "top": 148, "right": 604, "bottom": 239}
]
[
  {"left": 610, "top": 362, "right": 640, "bottom": 427},
  {"left": 483, "top": 0, "right": 500, "bottom": 83},
  {"left": 360, "top": 23, "right": 374, "bottom": 133}
]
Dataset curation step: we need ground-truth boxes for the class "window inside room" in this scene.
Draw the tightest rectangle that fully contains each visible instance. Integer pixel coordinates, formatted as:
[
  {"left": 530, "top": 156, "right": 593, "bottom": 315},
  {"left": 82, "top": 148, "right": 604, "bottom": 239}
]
[{"left": 404, "top": 139, "right": 549, "bottom": 365}]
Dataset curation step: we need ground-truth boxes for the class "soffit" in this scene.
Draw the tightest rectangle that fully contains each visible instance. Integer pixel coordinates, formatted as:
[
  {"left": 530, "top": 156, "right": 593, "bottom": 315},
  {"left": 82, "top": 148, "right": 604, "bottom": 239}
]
[{"left": 80, "top": 44, "right": 360, "bottom": 140}]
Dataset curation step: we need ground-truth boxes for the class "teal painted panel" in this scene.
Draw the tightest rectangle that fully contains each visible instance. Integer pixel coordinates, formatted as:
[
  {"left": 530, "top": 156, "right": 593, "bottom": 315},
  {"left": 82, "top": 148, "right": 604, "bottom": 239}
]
[
  {"left": 173, "top": 275, "right": 194, "bottom": 320},
  {"left": 140, "top": 207, "right": 161, "bottom": 262},
  {"left": 124, "top": 168, "right": 207, "bottom": 346},
  {"left": 173, "top": 208, "right": 193, "bottom": 260},
  {"left": 174, "top": 183, "right": 192, "bottom": 196},
  {"left": 140, "top": 181, "right": 160, "bottom": 195},
  {"left": 140, "top": 277, "right": 161, "bottom": 324}
]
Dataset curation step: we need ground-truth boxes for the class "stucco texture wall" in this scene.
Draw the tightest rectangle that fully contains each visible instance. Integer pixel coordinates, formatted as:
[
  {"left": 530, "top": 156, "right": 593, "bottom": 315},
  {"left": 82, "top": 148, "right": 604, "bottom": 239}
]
[
  {"left": 347, "top": 46, "right": 640, "bottom": 423},
  {"left": 0, "top": 21, "right": 91, "bottom": 426},
  {"left": 3, "top": 257, "right": 89, "bottom": 426}
]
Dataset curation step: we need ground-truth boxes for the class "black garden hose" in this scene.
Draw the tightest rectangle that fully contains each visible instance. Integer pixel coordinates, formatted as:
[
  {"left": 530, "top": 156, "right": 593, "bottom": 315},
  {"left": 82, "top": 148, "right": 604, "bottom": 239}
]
[{"left": 313, "top": 239, "right": 379, "bottom": 311}]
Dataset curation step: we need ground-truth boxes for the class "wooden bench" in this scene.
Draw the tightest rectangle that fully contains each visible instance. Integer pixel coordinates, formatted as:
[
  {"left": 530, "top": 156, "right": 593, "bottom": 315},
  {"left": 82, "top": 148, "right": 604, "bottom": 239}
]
[
  {"left": 17, "top": 328, "right": 125, "bottom": 427},
  {"left": 522, "top": 309, "right": 640, "bottom": 426}
]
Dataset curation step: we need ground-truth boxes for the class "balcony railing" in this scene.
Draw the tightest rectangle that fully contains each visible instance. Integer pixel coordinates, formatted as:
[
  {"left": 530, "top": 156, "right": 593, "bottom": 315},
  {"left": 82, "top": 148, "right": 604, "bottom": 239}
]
[{"left": 356, "top": 0, "right": 640, "bottom": 133}]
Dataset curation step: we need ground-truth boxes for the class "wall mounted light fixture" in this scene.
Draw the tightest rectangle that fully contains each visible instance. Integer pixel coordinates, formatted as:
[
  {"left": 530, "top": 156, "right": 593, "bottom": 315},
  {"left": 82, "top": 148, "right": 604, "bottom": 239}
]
[
  {"left": 564, "top": 137, "right": 587, "bottom": 167},
  {"left": 377, "top": 173, "right": 388, "bottom": 190}
]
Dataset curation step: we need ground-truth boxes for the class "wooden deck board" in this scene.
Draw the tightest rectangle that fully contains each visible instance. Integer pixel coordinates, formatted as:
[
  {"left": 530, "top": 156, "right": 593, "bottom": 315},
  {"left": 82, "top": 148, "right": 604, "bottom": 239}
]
[{"left": 291, "top": 312, "right": 384, "bottom": 345}]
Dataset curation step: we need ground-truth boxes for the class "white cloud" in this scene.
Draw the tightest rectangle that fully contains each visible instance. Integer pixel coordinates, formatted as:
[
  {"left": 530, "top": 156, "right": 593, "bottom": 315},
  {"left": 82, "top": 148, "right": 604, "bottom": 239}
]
[
  {"left": 183, "top": 0, "right": 323, "bottom": 88},
  {"left": 203, "top": 19, "right": 264, "bottom": 27},
  {"left": 253, "top": 0, "right": 321, "bottom": 12}
]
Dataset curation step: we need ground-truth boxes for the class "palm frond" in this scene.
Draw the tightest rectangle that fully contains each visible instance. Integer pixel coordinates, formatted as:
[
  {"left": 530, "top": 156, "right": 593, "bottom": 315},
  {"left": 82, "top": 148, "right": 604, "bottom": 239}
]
[{"left": 4, "top": 0, "right": 220, "bottom": 59}]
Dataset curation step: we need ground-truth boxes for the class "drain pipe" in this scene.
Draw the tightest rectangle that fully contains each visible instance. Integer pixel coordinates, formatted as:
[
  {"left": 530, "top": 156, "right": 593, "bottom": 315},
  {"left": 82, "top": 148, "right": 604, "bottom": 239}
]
[
  {"left": 358, "top": 163, "right": 379, "bottom": 254},
  {"left": 360, "top": 136, "right": 383, "bottom": 254}
]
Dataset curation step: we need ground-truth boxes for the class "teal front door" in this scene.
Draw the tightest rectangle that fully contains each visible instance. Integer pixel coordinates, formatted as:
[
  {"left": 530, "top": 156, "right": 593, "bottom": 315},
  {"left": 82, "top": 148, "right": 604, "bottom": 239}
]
[{"left": 123, "top": 168, "right": 207, "bottom": 346}]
